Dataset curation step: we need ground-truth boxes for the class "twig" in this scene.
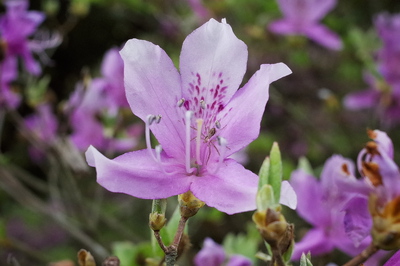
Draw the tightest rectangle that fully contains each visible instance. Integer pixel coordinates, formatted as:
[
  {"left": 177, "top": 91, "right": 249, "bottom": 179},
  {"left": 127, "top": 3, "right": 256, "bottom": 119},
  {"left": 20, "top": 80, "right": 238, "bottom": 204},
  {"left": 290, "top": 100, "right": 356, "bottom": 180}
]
[{"left": 343, "top": 243, "right": 379, "bottom": 266}]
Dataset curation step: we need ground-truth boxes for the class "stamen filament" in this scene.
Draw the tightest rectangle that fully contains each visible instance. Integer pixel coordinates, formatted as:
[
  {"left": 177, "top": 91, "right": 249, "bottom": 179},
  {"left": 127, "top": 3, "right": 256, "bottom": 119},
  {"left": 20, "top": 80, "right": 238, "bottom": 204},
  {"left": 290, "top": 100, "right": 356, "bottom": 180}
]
[
  {"left": 196, "top": 119, "right": 203, "bottom": 165},
  {"left": 155, "top": 145, "right": 181, "bottom": 176},
  {"left": 185, "top": 111, "right": 193, "bottom": 173},
  {"left": 210, "top": 137, "right": 227, "bottom": 174}
]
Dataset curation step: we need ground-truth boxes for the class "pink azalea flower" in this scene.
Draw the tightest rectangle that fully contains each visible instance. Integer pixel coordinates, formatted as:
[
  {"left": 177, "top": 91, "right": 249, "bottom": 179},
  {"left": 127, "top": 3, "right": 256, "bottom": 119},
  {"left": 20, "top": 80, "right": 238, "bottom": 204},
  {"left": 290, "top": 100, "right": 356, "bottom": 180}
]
[
  {"left": 268, "top": 0, "right": 342, "bottom": 50},
  {"left": 291, "top": 155, "right": 385, "bottom": 265},
  {"left": 0, "top": 0, "right": 45, "bottom": 81},
  {"left": 86, "top": 19, "right": 291, "bottom": 214},
  {"left": 337, "top": 130, "right": 400, "bottom": 247},
  {"left": 194, "top": 238, "right": 251, "bottom": 266}
]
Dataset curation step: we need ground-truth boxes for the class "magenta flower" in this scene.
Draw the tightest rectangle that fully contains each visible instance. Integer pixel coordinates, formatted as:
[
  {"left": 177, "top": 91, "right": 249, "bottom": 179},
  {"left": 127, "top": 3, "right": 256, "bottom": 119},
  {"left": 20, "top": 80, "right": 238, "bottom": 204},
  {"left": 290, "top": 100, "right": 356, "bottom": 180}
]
[
  {"left": 24, "top": 104, "right": 58, "bottom": 161},
  {"left": 290, "top": 156, "right": 385, "bottom": 265},
  {"left": 194, "top": 238, "right": 251, "bottom": 266},
  {"left": 86, "top": 19, "right": 291, "bottom": 214},
  {"left": 268, "top": 0, "right": 342, "bottom": 50},
  {"left": 344, "top": 13, "right": 400, "bottom": 124},
  {"left": 385, "top": 250, "right": 400, "bottom": 266},
  {"left": 337, "top": 130, "right": 400, "bottom": 248},
  {"left": 0, "top": 0, "right": 45, "bottom": 81}
]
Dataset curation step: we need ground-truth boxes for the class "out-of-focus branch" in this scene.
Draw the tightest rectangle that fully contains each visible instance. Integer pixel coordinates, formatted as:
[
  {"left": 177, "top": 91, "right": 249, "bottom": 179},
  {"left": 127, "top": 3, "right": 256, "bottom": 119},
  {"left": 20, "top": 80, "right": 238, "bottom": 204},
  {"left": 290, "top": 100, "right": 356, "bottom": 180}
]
[{"left": 0, "top": 168, "right": 110, "bottom": 259}]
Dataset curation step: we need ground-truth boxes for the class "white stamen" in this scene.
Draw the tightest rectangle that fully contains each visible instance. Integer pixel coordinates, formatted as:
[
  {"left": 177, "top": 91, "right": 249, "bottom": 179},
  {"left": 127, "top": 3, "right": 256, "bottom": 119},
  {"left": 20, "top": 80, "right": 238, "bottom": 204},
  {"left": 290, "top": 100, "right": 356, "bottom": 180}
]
[
  {"left": 145, "top": 115, "right": 158, "bottom": 162},
  {"left": 196, "top": 119, "right": 203, "bottom": 165},
  {"left": 177, "top": 98, "right": 185, "bottom": 107},
  {"left": 210, "top": 136, "right": 227, "bottom": 174},
  {"left": 200, "top": 100, "right": 206, "bottom": 109},
  {"left": 185, "top": 111, "right": 193, "bottom": 173}
]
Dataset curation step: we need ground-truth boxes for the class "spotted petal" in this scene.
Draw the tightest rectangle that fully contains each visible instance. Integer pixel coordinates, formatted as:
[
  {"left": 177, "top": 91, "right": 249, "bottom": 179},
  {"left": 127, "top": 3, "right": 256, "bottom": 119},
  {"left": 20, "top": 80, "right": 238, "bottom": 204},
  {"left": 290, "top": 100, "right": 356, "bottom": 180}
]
[{"left": 180, "top": 19, "right": 248, "bottom": 107}]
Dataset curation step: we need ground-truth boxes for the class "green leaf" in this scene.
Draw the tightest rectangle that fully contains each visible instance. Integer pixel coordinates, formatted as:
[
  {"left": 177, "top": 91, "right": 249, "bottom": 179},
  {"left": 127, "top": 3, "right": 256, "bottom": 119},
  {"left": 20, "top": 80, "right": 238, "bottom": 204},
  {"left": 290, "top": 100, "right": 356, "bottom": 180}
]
[
  {"left": 163, "top": 204, "right": 181, "bottom": 246},
  {"left": 299, "top": 252, "right": 313, "bottom": 266},
  {"left": 111, "top": 241, "right": 136, "bottom": 266},
  {"left": 269, "top": 142, "right": 282, "bottom": 203}
]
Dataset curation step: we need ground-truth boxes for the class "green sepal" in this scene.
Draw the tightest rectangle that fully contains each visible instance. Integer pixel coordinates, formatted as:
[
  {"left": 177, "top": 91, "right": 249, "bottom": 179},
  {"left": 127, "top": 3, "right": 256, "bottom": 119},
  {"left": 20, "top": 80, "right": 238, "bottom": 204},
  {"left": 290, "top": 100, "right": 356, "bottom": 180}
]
[
  {"left": 299, "top": 252, "right": 313, "bottom": 266},
  {"left": 258, "top": 156, "right": 270, "bottom": 190},
  {"left": 282, "top": 239, "right": 295, "bottom": 263},
  {"left": 256, "top": 184, "right": 277, "bottom": 211},
  {"left": 269, "top": 142, "right": 282, "bottom": 203}
]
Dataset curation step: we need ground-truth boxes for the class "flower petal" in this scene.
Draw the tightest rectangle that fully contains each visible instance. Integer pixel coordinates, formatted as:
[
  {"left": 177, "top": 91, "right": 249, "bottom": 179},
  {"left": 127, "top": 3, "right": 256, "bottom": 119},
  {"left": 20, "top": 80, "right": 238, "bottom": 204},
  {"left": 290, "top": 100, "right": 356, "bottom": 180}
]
[
  {"left": 194, "top": 238, "right": 225, "bottom": 266},
  {"left": 268, "top": 19, "right": 299, "bottom": 35},
  {"left": 292, "top": 229, "right": 334, "bottom": 260},
  {"left": 217, "top": 63, "right": 291, "bottom": 156},
  {"left": 180, "top": 18, "right": 248, "bottom": 106},
  {"left": 290, "top": 169, "right": 330, "bottom": 227},
  {"left": 343, "top": 89, "right": 380, "bottom": 110},
  {"left": 279, "top": 180, "right": 297, "bottom": 209},
  {"left": 120, "top": 39, "right": 185, "bottom": 159},
  {"left": 190, "top": 159, "right": 258, "bottom": 214},
  {"left": 342, "top": 196, "right": 372, "bottom": 248},
  {"left": 85, "top": 146, "right": 192, "bottom": 199},
  {"left": 304, "top": 24, "right": 343, "bottom": 50}
]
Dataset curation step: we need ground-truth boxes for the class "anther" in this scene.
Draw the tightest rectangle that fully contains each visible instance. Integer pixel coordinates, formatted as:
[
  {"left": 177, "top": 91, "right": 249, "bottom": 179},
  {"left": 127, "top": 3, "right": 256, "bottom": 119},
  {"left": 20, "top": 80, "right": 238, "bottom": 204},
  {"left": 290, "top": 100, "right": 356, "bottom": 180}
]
[
  {"left": 200, "top": 100, "right": 206, "bottom": 109},
  {"left": 145, "top": 114, "right": 158, "bottom": 162},
  {"left": 177, "top": 98, "right": 185, "bottom": 107},
  {"left": 215, "top": 120, "right": 221, "bottom": 129},
  {"left": 147, "top": 115, "right": 157, "bottom": 125},
  {"left": 155, "top": 115, "right": 162, "bottom": 124}
]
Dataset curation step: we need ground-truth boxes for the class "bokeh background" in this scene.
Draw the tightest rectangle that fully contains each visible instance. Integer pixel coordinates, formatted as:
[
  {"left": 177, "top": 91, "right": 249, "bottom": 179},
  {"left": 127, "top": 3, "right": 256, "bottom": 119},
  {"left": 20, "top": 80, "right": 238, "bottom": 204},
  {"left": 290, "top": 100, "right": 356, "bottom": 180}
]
[{"left": 1, "top": 0, "right": 400, "bottom": 265}]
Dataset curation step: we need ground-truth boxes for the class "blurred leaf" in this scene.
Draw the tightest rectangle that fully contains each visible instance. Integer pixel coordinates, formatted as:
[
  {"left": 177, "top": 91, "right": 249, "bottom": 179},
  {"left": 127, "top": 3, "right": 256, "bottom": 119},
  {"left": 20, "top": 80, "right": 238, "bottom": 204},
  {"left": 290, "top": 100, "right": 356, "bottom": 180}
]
[
  {"left": 26, "top": 76, "right": 51, "bottom": 107},
  {"left": 222, "top": 225, "right": 258, "bottom": 263}
]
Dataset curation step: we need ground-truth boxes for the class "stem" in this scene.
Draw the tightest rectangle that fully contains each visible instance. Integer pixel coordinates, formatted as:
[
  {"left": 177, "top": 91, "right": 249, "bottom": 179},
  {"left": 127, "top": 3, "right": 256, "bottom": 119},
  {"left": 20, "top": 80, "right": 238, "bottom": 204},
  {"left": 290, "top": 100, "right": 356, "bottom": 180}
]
[
  {"left": 343, "top": 243, "right": 379, "bottom": 266},
  {"left": 153, "top": 230, "right": 168, "bottom": 254},
  {"left": 153, "top": 215, "right": 189, "bottom": 266}
]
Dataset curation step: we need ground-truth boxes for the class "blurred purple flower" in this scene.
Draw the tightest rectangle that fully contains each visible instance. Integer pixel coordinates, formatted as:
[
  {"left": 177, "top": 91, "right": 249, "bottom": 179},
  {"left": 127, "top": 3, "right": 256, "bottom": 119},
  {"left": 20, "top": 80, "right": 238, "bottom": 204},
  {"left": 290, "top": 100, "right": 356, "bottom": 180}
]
[
  {"left": 0, "top": 0, "right": 45, "bottom": 81},
  {"left": 268, "top": 0, "right": 342, "bottom": 50},
  {"left": 194, "top": 238, "right": 251, "bottom": 266},
  {"left": 0, "top": 82, "right": 21, "bottom": 109},
  {"left": 375, "top": 13, "right": 400, "bottom": 86},
  {"left": 290, "top": 155, "right": 384, "bottom": 265},
  {"left": 66, "top": 47, "right": 141, "bottom": 153},
  {"left": 188, "top": 0, "right": 210, "bottom": 21},
  {"left": 385, "top": 250, "right": 400, "bottom": 266},
  {"left": 337, "top": 130, "right": 400, "bottom": 247},
  {"left": 24, "top": 103, "right": 58, "bottom": 160},
  {"left": 86, "top": 19, "right": 291, "bottom": 214},
  {"left": 344, "top": 13, "right": 400, "bottom": 124}
]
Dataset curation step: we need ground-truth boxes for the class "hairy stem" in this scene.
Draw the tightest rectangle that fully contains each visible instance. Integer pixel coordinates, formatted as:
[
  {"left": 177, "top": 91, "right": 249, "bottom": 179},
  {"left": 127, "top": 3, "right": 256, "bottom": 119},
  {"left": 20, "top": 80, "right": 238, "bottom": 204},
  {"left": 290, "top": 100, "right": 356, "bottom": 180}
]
[{"left": 343, "top": 243, "right": 379, "bottom": 266}]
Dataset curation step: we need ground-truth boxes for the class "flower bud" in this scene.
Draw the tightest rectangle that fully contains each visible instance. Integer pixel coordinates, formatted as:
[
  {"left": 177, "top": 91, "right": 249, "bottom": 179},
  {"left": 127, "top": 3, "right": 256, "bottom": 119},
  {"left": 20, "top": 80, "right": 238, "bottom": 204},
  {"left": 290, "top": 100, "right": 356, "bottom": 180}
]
[
  {"left": 178, "top": 191, "right": 205, "bottom": 218},
  {"left": 149, "top": 212, "right": 167, "bottom": 231},
  {"left": 253, "top": 208, "right": 294, "bottom": 255}
]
